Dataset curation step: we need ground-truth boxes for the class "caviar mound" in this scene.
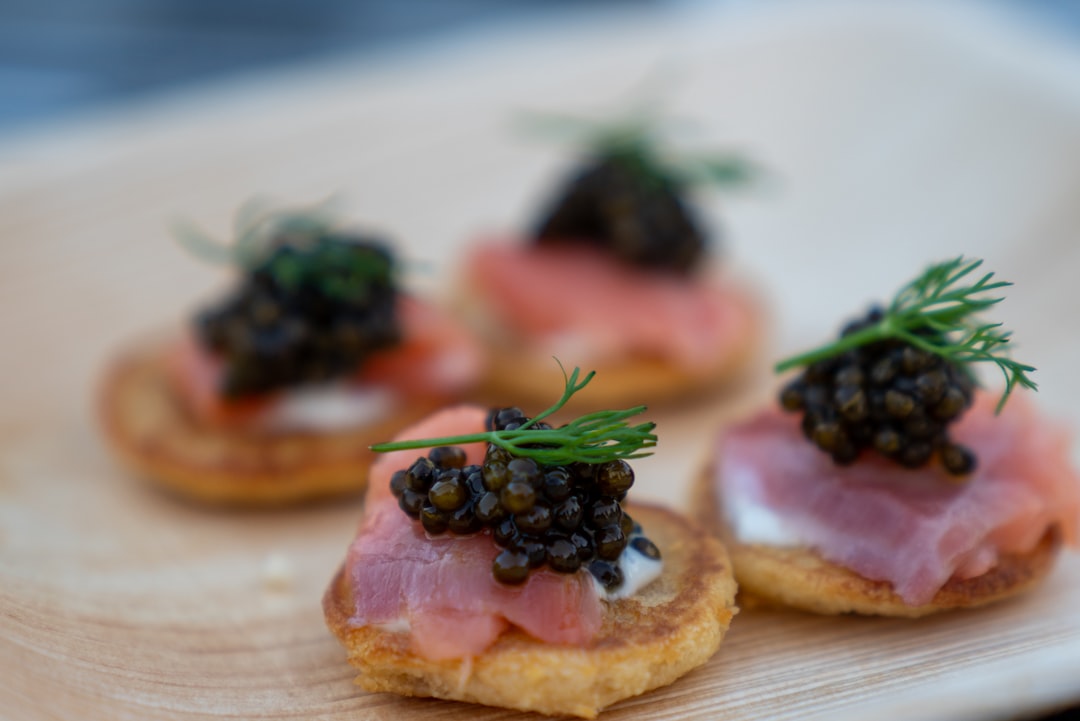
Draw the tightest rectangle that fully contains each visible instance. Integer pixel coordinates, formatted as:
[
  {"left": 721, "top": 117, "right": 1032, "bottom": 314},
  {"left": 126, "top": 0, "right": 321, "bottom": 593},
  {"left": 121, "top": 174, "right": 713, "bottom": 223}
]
[
  {"left": 389, "top": 406, "right": 660, "bottom": 588},
  {"left": 534, "top": 154, "right": 708, "bottom": 274},
  {"left": 98, "top": 339, "right": 440, "bottom": 506},
  {"left": 780, "top": 307, "right": 976, "bottom": 474},
  {"left": 196, "top": 235, "right": 400, "bottom": 398},
  {"left": 323, "top": 503, "right": 738, "bottom": 718}
]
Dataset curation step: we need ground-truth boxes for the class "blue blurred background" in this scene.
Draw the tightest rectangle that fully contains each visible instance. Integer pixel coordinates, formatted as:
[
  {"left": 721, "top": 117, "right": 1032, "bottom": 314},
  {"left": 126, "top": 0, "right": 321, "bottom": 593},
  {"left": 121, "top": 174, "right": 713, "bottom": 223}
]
[
  {"left": 1, "top": 3, "right": 1078, "bottom": 720},
  {"left": 2, "top": 0, "right": 1078, "bottom": 132},
  {"left": 0, "top": 0, "right": 635, "bottom": 130}
]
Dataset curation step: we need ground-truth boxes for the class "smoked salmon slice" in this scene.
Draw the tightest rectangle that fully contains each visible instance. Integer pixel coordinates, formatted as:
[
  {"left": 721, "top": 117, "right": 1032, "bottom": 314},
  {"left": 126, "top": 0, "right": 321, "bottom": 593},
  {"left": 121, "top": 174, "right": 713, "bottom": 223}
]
[{"left": 465, "top": 240, "right": 754, "bottom": 370}]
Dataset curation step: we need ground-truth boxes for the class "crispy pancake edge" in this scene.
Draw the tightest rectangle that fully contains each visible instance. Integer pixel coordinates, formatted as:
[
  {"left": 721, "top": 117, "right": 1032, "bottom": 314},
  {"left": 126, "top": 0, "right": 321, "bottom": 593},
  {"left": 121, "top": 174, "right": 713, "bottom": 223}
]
[{"left": 98, "top": 340, "right": 441, "bottom": 506}]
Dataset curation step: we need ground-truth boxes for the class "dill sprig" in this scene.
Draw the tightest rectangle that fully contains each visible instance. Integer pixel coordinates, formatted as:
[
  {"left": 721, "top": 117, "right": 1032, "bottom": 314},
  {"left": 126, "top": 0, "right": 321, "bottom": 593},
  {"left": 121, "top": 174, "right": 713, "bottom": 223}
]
[
  {"left": 775, "top": 257, "right": 1037, "bottom": 413},
  {"left": 172, "top": 198, "right": 396, "bottom": 303},
  {"left": 518, "top": 108, "right": 756, "bottom": 191},
  {"left": 370, "top": 364, "right": 658, "bottom": 465},
  {"left": 172, "top": 197, "right": 340, "bottom": 268}
]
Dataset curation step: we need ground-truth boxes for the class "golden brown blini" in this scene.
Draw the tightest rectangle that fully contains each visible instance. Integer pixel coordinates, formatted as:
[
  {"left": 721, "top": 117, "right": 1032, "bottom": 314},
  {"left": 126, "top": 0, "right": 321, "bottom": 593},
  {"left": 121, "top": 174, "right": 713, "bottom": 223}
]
[
  {"left": 697, "top": 257, "right": 1078, "bottom": 616},
  {"left": 474, "top": 324, "right": 764, "bottom": 410},
  {"left": 323, "top": 504, "right": 738, "bottom": 718},
  {"left": 692, "top": 461, "right": 1063, "bottom": 617},
  {"left": 98, "top": 340, "right": 440, "bottom": 506},
  {"left": 454, "top": 264, "right": 765, "bottom": 410}
]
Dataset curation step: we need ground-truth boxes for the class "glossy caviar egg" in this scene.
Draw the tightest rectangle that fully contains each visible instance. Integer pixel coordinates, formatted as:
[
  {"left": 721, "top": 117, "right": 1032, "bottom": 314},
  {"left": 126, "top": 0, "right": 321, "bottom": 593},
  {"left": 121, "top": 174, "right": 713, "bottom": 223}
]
[
  {"left": 475, "top": 491, "right": 506, "bottom": 524},
  {"left": 500, "top": 481, "right": 536, "bottom": 514},
  {"left": 420, "top": 504, "right": 449, "bottom": 535},
  {"left": 596, "top": 460, "right": 634, "bottom": 496},
  {"left": 492, "top": 549, "right": 530, "bottom": 585},
  {"left": 428, "top": 445, "right": 467, "bottom": 469},
  {"left": 543, "top": 468, "right": 574, "bottom": 501},
  {"left": 589, "top": 498, "right": 622, "bottom": 528},
  {"left": 405, "top": 457, "right": 436, "bottom": 493},
  {"left": 514, "top": 502, "right": 553, "bottom": 535},
  {"left": 428, "top": 471, "right": 468, "bottom": 512},
  {"left": 553, "top": 496, "right": 584, "bottom": 531},
  {"left": 588, "top": 559, "right": 624, "bottom": 592},
  {"left": 594, "top": 524, "right": 628, "bottom": 561},
  {"left": 546, "top": 538, "right": 582, "bottom": 573}
]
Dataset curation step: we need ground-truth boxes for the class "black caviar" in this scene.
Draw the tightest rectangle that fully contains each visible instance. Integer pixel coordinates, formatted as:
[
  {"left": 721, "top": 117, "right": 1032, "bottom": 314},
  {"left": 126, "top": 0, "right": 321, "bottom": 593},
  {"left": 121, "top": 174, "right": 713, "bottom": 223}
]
[
  {"left": 390, "top": 406, "right": 661, "bottom": 587},
  {"left": 532, "top": 154, "right": 708, "bottom": 274},
  {"left": 195, "top": 233, "right": 399, "bottom": 398},
  {"left": 780, "top": 307, "right": 977, "bottom": 475}
]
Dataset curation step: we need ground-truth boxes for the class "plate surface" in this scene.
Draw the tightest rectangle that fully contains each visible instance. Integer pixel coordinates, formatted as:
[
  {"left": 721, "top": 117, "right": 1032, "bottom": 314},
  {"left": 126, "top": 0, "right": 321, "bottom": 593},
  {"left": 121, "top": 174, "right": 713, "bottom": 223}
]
[{"left": 2, "top": 2, "right": 1079, "bottom": 719}]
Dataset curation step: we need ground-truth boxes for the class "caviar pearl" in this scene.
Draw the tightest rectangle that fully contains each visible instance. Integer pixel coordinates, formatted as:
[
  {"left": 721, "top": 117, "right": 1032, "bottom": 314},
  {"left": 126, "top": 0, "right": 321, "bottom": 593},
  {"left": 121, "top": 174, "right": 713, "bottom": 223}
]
[
  {"left": 589, "top": 498, "right": 622, "bottom": 528},
  {"left": 554, "top": 496, "right": 584, "bottom": 531},
  {"left": 493, "top": 518, "right": 518, "bottom": 548},
  {"left": 389, "top": 470, "right": 407, "bottom": 498},
  {"left": 588, "top": 559, "right": 624, "bottom": 592},
  {"left": 447, "top": 503, "right": 482, "bottom": 535},
  {"left": 596, "top": 460, "right": 634, "bottom": 496},
  {"left": 500, "top": 481, "right": 536, "bottom": 514},
  {"left": 428, "top": 474, "right": 468, "bottom": 512},
  {"left": 398, "top": 490, "right": 424, "bottom": 518},
  {"left": 543, "top": 468, "right": 573, "bottom": 501},
  {"left": 515, "top": 502, "right": 553, "bottom": 535},
  {"left": 405, "top": 457, "right": 435, "bottom": 493},
  {"left": 482, "top": 460, "right": 510, "bottom": 492},
  {"left": 507, "top": 457, "right": 542, "bottom": 487},
  {"left": 493, "top": 549, "right": 530, "bottom": 585},
  {"left": 420, "top": 504, "right": 448, "bottom": 535},
  {"left": 594, "top": 525, "right": 628, "bottom": 560},
  {"left": 428, "top": 445, "right": 466, "bottom": 469},
  {"left": 547, "top": 538, "right": 582, "bottom": 573},
  {"left": 475, "top": 492, "right": 506, "bottom": 524},
  {"left": 630, "top": 536, "right": 661, "bottom": 560}
]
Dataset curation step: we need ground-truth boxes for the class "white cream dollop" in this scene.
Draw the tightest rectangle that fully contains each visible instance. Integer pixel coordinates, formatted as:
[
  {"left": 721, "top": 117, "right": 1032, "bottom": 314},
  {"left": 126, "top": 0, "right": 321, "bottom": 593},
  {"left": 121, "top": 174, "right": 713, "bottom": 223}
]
[
  {"left": 255, "top": 383, "right": 397, "bottom": 433},
  {"left": 593, "top": 543, "right": 664, "bottom": 602},
  {"left": 376, "top": 618, "right": 411, "bottom": 633},
  {"left": 721, "top": 464, "right": 804, "bottom": 547}
]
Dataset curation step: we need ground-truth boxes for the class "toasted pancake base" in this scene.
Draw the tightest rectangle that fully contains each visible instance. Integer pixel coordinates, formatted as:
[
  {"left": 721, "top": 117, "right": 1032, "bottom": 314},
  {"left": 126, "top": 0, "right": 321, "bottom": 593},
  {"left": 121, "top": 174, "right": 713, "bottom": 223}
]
[
  {"left": 455, "top": 281, "right": 765, "bottom": 410},
  {"left": 692, "top": 461, "right": 1062, "bottom": 617},
  {"left": 479, "top": 338, "right": 762, "bottom": 410},
  {"left": 98, "top": 340, "right": 440, "bottom": 506},
  {"left": 322, "top": 504, "right": 738, "bottom": 718}
]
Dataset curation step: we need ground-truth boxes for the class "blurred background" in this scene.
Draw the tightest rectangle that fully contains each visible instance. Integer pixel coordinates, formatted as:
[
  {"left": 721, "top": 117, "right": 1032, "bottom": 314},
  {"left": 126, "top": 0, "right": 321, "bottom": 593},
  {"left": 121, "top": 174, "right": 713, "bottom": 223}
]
[
  {"left": 1, "top": 0, "right": 616, "bottom": 130},
  {"left": 2, "top": 0, "right": 1080, "bottom": 133}
]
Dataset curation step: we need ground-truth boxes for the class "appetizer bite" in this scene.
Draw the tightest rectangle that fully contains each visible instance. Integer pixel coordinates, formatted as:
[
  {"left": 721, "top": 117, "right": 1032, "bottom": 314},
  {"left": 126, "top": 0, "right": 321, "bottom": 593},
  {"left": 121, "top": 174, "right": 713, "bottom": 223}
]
[
  {"left": 99, "top": 202, "right": 482, "bottom": 505},
  {"left": 324, "top": 368, "right": 737, "bottom": 718},
  {"left": 699, "top": 257, "right": 1079, "bottom": 616},
  {"left": 458, "top": 113, "right": 763, "bottom": 407}
]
